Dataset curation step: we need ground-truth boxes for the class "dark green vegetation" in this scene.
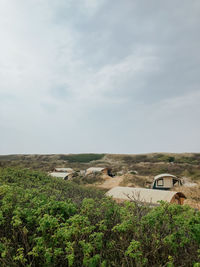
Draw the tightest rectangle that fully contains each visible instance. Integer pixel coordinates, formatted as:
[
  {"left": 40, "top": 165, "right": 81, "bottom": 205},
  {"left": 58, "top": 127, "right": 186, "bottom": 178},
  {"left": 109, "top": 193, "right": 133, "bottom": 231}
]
[
  {"left": 59, "top": 154, "right": 105, "bottom": 163},
  {"left": 0, "top": 168, "right": 200, "bottom": 266}
]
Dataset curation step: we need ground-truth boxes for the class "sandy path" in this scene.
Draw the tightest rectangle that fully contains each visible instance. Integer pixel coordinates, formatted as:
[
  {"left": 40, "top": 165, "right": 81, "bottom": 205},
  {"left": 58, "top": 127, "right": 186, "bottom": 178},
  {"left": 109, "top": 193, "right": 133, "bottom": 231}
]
[{"left": 97, "top": 176, "right": 123, "bottom": 189}]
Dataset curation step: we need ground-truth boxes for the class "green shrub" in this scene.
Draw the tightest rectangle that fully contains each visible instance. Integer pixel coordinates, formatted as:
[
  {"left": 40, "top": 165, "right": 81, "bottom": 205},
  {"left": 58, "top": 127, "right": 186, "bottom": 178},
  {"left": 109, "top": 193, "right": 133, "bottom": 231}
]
[
  {"left": 0, "top": 168, "right": 199, "bottom": 266},
  {"left": 59, "top": 154, "right": 105, "bottom": 163},
  {"left": 175, "top": 156, "right": 199, "bottom": 165}
]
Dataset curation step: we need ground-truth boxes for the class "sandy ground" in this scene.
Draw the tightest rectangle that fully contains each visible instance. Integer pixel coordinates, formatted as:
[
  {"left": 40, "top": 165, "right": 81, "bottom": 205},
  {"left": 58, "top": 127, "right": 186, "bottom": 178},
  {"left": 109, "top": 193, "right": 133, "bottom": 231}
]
[{"left": 97, "top": 175, "right": 124, "bottom": 189}]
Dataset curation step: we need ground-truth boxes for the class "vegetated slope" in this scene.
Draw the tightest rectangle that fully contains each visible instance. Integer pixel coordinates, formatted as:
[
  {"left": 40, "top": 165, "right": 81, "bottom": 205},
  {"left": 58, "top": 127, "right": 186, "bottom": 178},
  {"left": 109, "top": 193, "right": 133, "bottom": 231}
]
[
  {"left": 0, "top": 153, "right": 106, "bottom": 171},
  {"left": 0, "top": 168, "right": 200, "bottom": 266},
  {"left": 0, "top": 153, "right": 200, "bottom": 180},
  {"left": 1, "top": 153, "right": 200, "bottom": 205},
  {"left": 1, "top": 153, "right": 200, "bottom": 193}
]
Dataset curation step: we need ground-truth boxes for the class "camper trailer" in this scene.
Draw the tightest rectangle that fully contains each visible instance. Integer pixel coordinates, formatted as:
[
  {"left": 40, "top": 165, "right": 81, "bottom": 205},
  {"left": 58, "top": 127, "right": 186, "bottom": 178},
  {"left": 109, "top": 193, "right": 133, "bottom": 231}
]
[
  {"left": 152, "top": 173, "right": 182, "bottom": 190},
  {"left": 86, "top": 167, "right": 112, "bottom": 176},
  {"left": 49, "top": 172, "right": 73, "bottom": 180}
]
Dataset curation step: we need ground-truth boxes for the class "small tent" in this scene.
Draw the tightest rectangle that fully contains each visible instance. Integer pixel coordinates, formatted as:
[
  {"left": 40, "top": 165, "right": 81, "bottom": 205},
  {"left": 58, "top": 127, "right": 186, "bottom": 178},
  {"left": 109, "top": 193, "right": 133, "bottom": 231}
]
[
  {"left": 106, "top": 187, "right": 186, "bottom": 205},
  {"left": 86, "top": 167, "right": 112, "bottom": 176},
  {"left": 54, "top": 168, "right": 74, "bottom": 173},
  {"left": 49, "top": 172, "right": 73, "bottom": 180}
]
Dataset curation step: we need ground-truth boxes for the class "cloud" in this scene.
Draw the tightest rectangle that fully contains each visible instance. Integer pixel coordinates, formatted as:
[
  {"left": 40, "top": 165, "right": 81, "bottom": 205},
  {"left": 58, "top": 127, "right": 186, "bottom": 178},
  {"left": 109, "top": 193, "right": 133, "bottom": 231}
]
[{"left": 0, "top": 0, "right": 200, "bottom": 154}]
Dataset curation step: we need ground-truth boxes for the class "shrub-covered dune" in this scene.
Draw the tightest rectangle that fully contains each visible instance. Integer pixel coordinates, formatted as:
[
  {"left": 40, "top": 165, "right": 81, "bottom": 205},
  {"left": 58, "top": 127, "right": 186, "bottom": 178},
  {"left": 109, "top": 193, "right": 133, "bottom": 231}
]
[{"left": 0, "top": 168, "right": 200, "bottom": 266}]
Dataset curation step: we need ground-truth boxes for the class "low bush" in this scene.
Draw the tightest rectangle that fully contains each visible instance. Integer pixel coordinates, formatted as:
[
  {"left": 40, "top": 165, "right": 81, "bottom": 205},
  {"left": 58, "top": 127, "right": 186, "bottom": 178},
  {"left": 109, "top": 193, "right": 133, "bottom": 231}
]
[
  {"left": 154, "top": 154, "right": 175, "bottom": 163},
  {"left": 175, "top": 156, "right": 199, "bottom": 165},
  {"left": 123, "top": 155, "right": 148, "bottom": 164},
  {"left": 59, "top": 154, "right": 105, "bottom": 163},
  {"left": 73, "top": 173, "right": 104, "bottom": 185},
  {"left": 0, "top": 168, "right": 199, "bottom": 266}
]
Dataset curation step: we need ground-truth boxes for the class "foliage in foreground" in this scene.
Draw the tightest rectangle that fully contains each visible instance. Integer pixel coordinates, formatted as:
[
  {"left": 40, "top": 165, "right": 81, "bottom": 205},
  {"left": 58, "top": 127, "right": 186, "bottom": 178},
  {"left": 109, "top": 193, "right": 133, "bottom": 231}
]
[{"left": 0, "top": 168, "right": 200, "bottom": 267}]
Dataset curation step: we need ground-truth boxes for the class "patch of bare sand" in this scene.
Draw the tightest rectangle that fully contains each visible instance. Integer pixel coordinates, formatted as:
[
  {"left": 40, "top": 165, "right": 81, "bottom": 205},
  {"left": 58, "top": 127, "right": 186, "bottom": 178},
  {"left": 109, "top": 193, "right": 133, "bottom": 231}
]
[{"left": 97, "top": 175, "right": 124, "bottom": 189}]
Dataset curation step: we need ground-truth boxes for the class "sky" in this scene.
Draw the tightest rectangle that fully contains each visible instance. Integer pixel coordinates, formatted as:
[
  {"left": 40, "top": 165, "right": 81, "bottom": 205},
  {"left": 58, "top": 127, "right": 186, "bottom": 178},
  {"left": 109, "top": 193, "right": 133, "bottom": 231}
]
[{"left": 0, "top": 0, "right": 200, "bottom": 154}]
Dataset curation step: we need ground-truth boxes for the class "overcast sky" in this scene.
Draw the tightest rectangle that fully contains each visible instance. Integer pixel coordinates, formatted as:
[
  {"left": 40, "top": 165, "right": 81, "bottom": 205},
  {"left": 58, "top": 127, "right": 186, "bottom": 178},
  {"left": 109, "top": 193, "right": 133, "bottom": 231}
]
[{"left": 0, "top": 0, "right": 200, "bottom": 154}]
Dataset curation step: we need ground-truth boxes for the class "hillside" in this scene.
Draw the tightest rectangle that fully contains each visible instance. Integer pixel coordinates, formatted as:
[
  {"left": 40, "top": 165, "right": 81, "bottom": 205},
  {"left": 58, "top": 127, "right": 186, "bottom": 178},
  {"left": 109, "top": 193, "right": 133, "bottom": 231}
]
[
  {"left": 1, "top": 153, "right": 200, "bottom": 207},
  {"left": 1, "top": 153, "right": 200, "bottom": 179}
]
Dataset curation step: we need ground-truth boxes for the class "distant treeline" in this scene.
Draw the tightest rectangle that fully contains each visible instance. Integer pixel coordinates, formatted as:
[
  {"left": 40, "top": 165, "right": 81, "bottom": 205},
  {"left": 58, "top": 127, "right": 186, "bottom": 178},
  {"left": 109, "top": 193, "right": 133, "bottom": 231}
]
[{"left": 59, "top": 153, "right": 105, "bottom": 163}]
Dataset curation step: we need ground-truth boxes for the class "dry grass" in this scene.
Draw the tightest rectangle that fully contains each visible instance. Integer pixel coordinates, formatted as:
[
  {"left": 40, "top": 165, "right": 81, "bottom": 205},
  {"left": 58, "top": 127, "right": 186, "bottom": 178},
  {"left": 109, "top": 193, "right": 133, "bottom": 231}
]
[
  {"left": 174, "top": 183, "right": 200, "bottom": 210},
  {"left": 119, "top": 174, "right": 152, "bottom": 188}
]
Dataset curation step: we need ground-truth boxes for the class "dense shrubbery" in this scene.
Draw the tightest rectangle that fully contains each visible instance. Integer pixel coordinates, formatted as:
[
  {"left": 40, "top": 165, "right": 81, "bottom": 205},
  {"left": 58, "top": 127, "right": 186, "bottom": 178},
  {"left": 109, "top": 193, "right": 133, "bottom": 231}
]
[
  {"left": 59, "top": 154, "right": 105, "bottom": 163},
  {"left": 0, "top": 168, "right": 200, "bottom": 266},
  {"left": 73, "top": 173, "right": 104, "bottom": 185},
  {"left": 154, "top": 154, "right": 175, "bottom": 163}
]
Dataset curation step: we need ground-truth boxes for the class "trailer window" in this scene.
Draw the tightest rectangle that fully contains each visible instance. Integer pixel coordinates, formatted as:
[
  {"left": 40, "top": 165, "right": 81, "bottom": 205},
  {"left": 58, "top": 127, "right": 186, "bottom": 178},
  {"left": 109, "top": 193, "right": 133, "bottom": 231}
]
[{"left": 157, "top": 179, "right": 164, "bottom": 186}]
